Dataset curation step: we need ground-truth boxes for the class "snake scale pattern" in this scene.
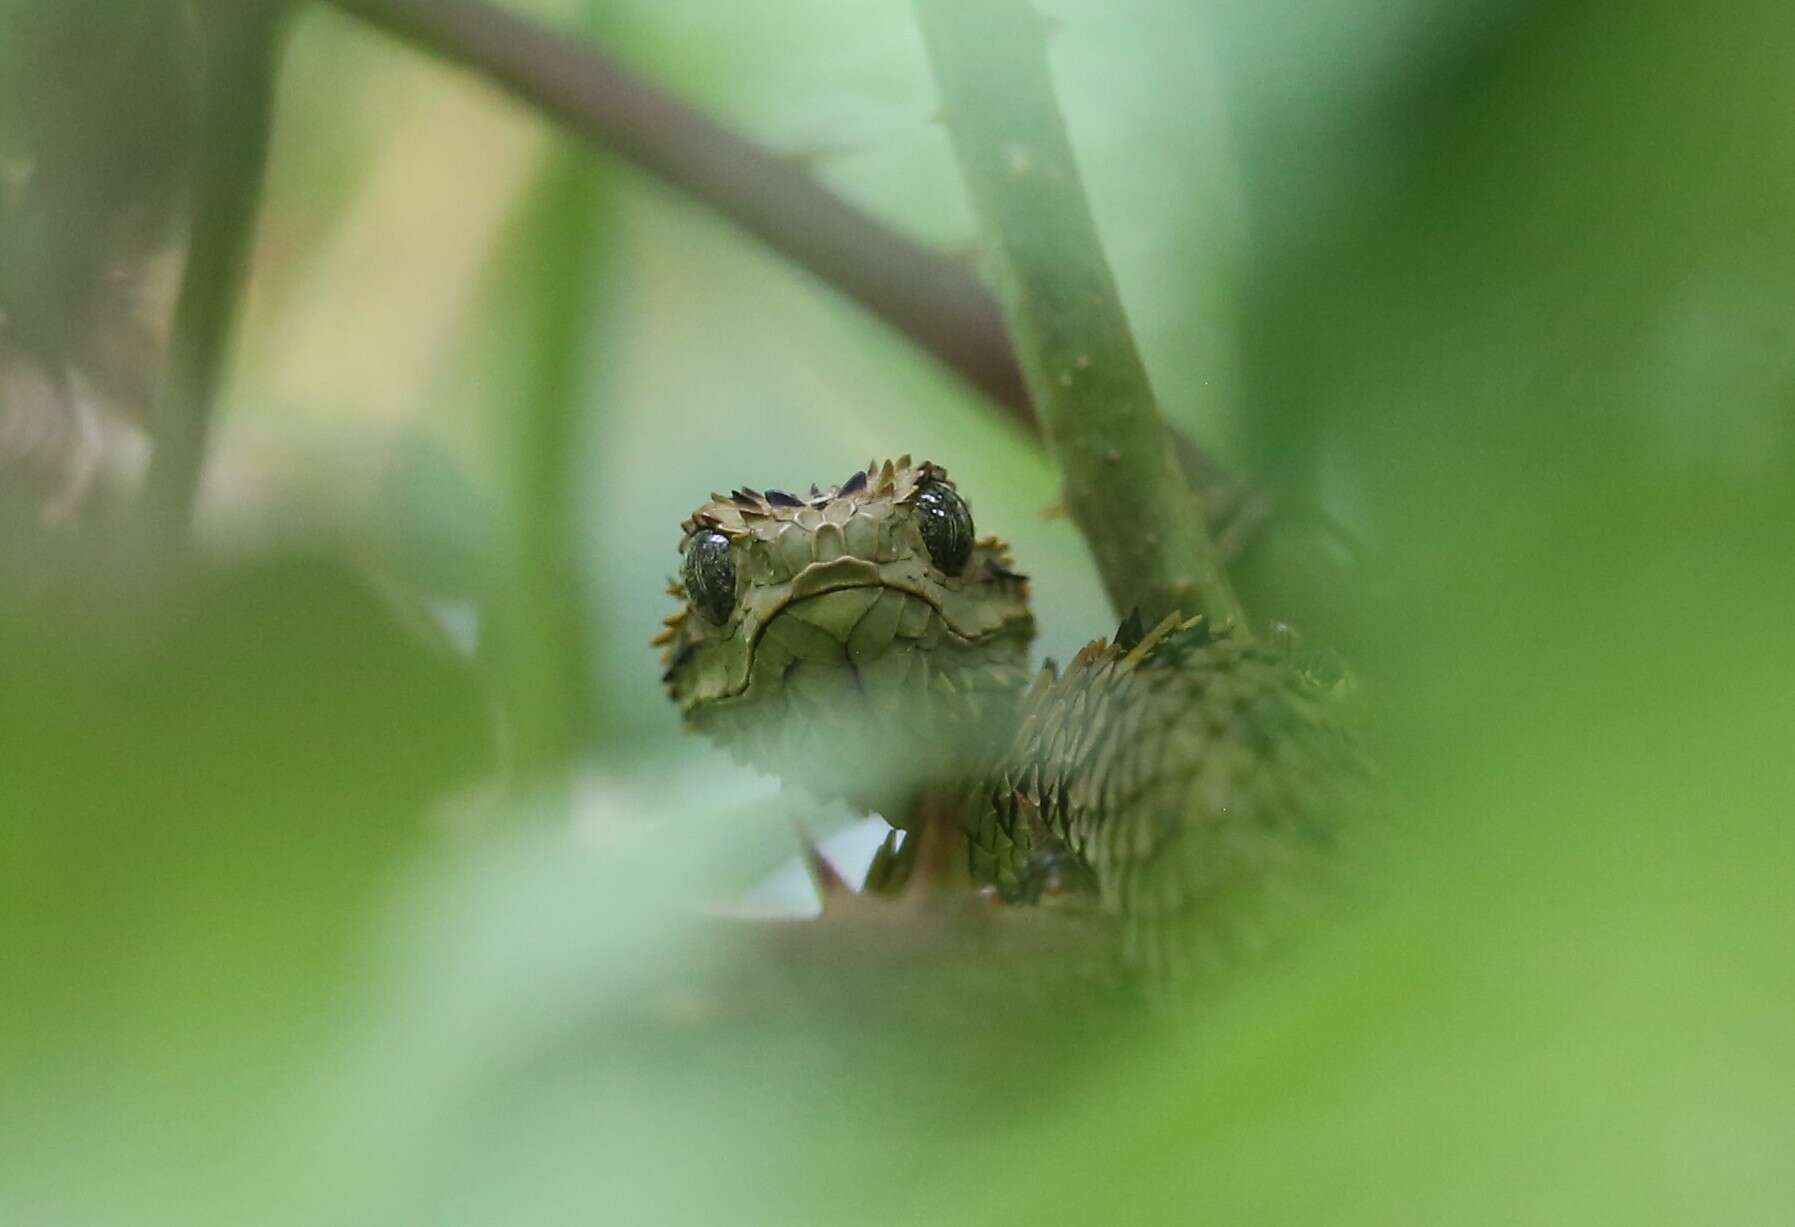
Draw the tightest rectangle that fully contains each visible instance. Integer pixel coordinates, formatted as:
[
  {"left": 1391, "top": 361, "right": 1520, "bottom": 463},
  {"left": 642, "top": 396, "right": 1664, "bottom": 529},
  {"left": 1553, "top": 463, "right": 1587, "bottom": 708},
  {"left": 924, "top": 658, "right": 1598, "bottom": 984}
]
[{"left": 658, "top": 457, "right": 1367, "bottom": 986}]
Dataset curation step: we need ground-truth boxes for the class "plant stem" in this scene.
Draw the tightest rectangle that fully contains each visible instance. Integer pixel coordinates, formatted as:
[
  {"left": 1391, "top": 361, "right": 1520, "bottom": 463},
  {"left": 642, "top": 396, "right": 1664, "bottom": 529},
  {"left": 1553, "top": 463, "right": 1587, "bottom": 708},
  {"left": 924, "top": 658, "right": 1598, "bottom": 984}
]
[
  {"left": 492, "top": 150, "right": 606, "bottom": 779},
  {"left": 140, "top": 4, "right": 282, "bottom": 540},
  {"left": 912, "top": 0, "right": 1244, "bottom": 630}
]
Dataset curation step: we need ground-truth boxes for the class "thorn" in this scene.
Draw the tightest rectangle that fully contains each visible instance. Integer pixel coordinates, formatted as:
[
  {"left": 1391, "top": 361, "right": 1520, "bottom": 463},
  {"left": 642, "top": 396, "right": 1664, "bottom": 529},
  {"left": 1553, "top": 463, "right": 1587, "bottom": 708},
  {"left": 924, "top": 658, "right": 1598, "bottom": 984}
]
[
  {"left": 765, "top": 489, "right": 803, "bottom": 508},
  {"left": 839, "top": 469, "right": 868, "bottom": 496}
]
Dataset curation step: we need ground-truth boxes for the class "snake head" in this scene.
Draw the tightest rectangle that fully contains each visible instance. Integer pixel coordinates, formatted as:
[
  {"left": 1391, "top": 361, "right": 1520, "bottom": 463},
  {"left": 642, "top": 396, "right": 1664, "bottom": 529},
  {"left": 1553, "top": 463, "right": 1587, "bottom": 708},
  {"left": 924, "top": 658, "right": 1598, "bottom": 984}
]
[{"left": 657, "top": 456, "right": 1036, "bottom": 814}]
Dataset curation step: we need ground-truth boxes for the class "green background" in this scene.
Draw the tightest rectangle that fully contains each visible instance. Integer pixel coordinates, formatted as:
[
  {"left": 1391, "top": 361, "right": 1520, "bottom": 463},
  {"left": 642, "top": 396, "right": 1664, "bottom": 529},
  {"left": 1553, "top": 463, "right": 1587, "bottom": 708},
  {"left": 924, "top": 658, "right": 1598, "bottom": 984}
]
[{"left": 3, "top": 0, "right": 1791, "bottom": 1222}]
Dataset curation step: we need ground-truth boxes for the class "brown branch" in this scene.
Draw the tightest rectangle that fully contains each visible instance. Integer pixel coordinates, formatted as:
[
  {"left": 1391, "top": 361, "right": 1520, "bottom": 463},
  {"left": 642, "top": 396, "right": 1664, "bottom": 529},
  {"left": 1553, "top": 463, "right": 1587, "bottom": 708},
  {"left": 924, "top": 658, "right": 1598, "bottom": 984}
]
[{"left": 325, "top": 0, "right": 1035, "bottom": 426}]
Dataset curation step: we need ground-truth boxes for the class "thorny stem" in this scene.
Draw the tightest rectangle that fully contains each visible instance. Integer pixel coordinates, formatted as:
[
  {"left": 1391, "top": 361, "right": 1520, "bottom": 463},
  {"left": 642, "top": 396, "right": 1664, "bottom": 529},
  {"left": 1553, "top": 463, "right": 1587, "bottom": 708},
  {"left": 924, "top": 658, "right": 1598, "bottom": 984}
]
[
  {"left": 913, "top": 0, "right": 1246, "bottom": 631},
  {"left": 140, "top": 4, "right": 282, "bottom": 540}
]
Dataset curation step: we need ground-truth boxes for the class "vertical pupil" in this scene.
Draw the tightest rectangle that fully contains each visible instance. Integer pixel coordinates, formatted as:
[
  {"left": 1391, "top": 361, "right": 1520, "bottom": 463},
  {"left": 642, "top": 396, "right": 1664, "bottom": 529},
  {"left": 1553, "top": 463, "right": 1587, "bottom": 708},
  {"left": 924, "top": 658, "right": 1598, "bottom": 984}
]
[{"left": 684, "top": 531, "right": 736, "bottom": 623}]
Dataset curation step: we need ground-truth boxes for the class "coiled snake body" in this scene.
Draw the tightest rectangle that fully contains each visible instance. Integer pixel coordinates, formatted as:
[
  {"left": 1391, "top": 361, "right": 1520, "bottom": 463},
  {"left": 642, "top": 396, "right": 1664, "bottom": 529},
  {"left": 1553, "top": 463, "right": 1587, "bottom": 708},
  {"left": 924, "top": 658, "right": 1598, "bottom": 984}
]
[{"left": 659, "top": 458, "right": 1364, "bottom": 984}]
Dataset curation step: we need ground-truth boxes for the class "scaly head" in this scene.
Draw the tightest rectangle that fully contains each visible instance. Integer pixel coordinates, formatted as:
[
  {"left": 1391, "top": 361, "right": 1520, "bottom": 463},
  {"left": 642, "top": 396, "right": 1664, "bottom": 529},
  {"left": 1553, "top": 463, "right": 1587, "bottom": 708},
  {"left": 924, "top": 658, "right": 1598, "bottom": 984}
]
[{"left": 658, "top": 457, "right": 1035, "bottom": 815}]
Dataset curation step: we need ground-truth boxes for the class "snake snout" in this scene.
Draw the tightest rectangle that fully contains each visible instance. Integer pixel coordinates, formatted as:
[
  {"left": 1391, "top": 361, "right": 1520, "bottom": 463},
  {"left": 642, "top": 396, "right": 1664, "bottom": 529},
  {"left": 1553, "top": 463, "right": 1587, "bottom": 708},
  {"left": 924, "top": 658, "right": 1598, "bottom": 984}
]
[{"left": 761, "top": 585, "right": 919, "bottom": 668}]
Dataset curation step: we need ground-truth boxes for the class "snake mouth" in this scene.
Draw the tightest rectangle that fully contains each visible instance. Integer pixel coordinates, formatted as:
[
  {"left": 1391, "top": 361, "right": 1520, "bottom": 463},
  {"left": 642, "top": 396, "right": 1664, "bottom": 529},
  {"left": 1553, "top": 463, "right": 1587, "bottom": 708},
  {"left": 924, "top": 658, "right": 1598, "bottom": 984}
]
[
  {"left": 738, "top": 590, "right": 979, "bottom": 698},
  {"left": 697, "top": 557, "right": 1024, "bottom": 706},
  {"left": 666, "top": 548, "right": 1034, "bottom": 719}
]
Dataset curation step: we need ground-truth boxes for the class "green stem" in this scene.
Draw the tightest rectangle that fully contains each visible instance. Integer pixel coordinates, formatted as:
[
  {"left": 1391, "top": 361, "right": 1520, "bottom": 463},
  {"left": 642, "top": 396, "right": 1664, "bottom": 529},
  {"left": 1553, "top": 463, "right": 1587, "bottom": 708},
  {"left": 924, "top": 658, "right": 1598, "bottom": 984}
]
[
  {"left": 492, "top": 151, "right": 606, "bottom": 778},
  {"left": 913, "top": 0, "right": 1245, "bottom": 631},
  {"left": 140, "top": 4, "right": 282, "bottom": 540}
]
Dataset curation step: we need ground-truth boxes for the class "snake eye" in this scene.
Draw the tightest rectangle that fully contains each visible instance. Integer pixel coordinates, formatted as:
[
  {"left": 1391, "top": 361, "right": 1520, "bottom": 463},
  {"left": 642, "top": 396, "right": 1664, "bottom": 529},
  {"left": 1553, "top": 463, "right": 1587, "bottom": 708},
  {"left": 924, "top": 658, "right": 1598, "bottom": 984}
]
[
  {"left": 683, "top": 529, "right": 737, "bottom": 624},
  {"left": 915, "top": 479, "right": 974, "bottom": 575}
]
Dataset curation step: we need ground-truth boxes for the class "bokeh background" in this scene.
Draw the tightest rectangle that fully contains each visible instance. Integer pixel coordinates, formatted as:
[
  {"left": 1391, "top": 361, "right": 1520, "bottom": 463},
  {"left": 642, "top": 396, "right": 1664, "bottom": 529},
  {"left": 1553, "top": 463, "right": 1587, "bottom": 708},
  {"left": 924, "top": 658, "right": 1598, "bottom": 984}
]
[{"left": 4, "top": 0, "right": 1792, "bottom": 1222}]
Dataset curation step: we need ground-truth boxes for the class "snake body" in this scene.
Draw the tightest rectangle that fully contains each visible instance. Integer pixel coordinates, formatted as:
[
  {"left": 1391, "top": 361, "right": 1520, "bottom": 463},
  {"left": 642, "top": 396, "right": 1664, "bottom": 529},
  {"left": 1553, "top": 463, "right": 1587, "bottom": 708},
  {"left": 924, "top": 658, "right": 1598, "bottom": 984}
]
[{"left": 659, "top": 458, "right": 1364, "bottom": 982}]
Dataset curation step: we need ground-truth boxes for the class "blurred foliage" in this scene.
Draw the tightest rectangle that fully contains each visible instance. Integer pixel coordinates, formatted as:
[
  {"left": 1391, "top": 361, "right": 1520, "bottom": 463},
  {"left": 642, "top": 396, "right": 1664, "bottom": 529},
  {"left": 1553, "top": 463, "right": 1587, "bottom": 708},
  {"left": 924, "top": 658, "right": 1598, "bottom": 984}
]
[
  {"left": 0, "top": 0, "right": 198, "bottom": 349},
  {"left": 3, "top": 0, "right": 1794, "bottom": 1223},
  {"left": 0, "top": 0, "right": 197, "bottom": 541}
]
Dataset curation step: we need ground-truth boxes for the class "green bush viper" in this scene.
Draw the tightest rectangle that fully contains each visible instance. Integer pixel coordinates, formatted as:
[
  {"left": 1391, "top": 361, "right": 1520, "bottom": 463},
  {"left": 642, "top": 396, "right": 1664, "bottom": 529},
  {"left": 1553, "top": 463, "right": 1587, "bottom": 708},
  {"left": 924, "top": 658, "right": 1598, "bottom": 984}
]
[{"left": 658, "top": 457, "right": 1368, "bottom": 986}]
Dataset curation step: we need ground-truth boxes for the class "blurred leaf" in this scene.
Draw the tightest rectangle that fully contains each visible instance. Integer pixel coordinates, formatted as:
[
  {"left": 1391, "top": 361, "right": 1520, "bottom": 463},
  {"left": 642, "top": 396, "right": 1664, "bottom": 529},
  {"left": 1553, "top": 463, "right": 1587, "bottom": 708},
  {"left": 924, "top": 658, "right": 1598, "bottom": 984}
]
[
  {"left": 0, "top": 558, "right": 490, "bottom": 1221},
  {"left": 0, "top": 0, "right": 199, "bottom": 350}
]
